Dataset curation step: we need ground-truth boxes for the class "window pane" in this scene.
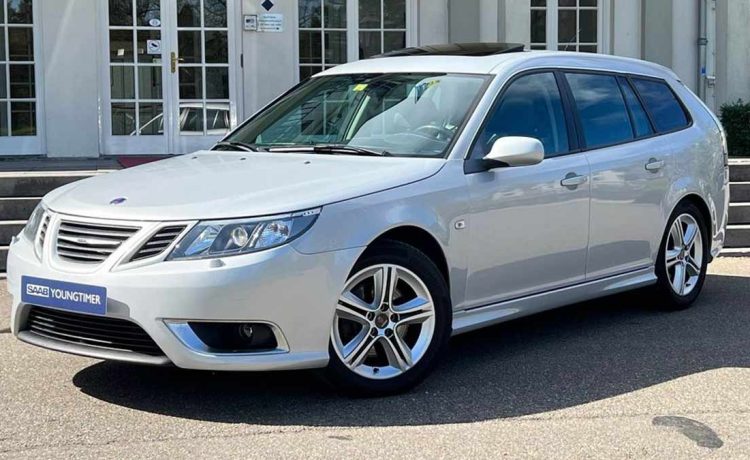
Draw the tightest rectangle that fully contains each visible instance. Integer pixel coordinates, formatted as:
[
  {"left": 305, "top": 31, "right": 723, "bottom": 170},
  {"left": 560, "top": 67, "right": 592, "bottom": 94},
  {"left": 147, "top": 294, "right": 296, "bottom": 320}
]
[
  {"left": 138, "top": 66, "right": 162, "bottom": 99},
  {"left": 383, "top": 31, "right": 405, "bottom": 53},
  {"left": 299, "top": 65, "right": 321, "bottom": 80},
  {"left": 530, "top": 9, "right": 546, "bottom": 44},
  {"left": 8, "top": 0, "right": 33, "bottom": 24},
  {"left": 324, "top": 0, "right": 346, "bottom": 28},
  {"left": 179, "top": 66, "right": 202, "bottom": 99},
  {"left": 136, "top": 0, "right": 161, "bottom": 27},
  {"left": 566, "top": 73, "right": 633, "bottom": 148},
  {"left": 11, "top": 101, "right": 34, "bottom": 135},
  {"left": 579, "top": 45, "right": 597, "bottom": 53},
  {"left": 619, "top": 78, "right": 653, "bottom": 137},
  {"left": 324, "top": 31, "right": 346, "bottom": 64},
  {"left": 384, "top": 0, "right": 406, "bottom": 28},
  {"left": 559, "top": 0, "right": 576, "bottom": 6},
  {"left": 204, "top": 0, "right": 227, "bottom": 27},
  {"left": 298, "top": 0, "right": 321, "bottom": 28},
  {"left": 579, "top": 9, "right": 597, "bottom": 43},
  {"left": 205, "top": 31, "right": 228, "bottom": 63},
  {"left": 558, "top": 9, "right": 577, "bottom": 44},
  {"left": 112, "top": 103, "right": 136, "bottom": 135},
  {"left": 180, "top": 105, "right": 204, "bottom": 134},
  {"left": 359, "top": 0, "right": 380, "bottom": 28},
  {"left": 137, "top": 30, "right": 161, "bottom": 63},
  {"left": 531, "top": 0, "right": 546, "bottom": 6},
  {"left": 358, "top": 31, "right": 380, "bottom": 59},
  {"left": 9, "top": 63, "right": 34, "bottom": 98},
  {"left": 110, "top": 30, "right": 134, "bottom": 63},
  {"left": 178, "top": 30, "right": 201, "bottom": 63},
  {"left": 109, "top": 0, "right": 133, "bottom": 26},
  {"left": 0, "top": 64, "right": 6, "bottom": 98},
  {"left": 581, "top": 0, "right": 597, "bottom": 6},
  {"left": 177, "top": 0, "right": 200, "bottom": 27},
  {"left": 473, "top": 72, "right": 569, "bottom": 158},
  {"left": 138, "top": 103, "right": 162, "bottom": 135},
  {"left": 205, "top": 67, "right": 229, "bottom": 99},
  {"left": 8, "top": 27, "right": 32, "bottom": 60},
  {"left": 632, "top": 78, "right": 689, "bottom": 132},
  {"left": 0, "top": 27, "right": 5, "bottom": 61},
  {"left": 299, "top": 30, "right": 322, "bottom": 64},
  {"left": 206, "top": 105, "right": 229, "bottom": 132},
  {"left": 0, "top": 102, "right": 7, "bottom": 136},
  {"left": 111, "top": 66, "right": 135, "bottom": 99}
]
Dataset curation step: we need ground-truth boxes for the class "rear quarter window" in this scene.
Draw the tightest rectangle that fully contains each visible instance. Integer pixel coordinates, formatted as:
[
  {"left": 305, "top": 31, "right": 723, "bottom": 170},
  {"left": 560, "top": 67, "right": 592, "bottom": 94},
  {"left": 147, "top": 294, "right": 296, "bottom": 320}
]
[{"left": 631, "top": 78, "right": 690, "bottom": 133}]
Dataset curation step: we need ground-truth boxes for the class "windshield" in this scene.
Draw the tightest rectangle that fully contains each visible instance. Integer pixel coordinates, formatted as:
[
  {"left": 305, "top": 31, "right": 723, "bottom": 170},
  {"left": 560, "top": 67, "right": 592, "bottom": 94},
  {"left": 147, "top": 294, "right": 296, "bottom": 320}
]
[{"left": 223, "top": 73, "right": 489, "bottom": 158}]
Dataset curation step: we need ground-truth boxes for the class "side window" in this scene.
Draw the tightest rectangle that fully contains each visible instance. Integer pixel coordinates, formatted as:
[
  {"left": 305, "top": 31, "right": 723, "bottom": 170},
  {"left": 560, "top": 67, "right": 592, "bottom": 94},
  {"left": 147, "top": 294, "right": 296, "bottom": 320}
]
[
  {"left": 631, "top": 78, "right": 689, "bottom": 132},
  {"left": 565, "top": 73, "right": 633, "bottom": 148},
  {"left": 472, "top": 72, "right": 569, "bottom": 159},
  {"left": 618, "top": 77, "right": 654, "bottom": 138}
]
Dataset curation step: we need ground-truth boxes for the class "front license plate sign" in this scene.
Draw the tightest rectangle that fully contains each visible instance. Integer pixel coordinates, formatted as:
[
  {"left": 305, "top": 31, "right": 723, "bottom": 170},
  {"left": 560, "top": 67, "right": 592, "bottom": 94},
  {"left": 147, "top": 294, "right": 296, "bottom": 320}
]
[{"left": 21, "top": 276, "right": 107, "bottom": 315}]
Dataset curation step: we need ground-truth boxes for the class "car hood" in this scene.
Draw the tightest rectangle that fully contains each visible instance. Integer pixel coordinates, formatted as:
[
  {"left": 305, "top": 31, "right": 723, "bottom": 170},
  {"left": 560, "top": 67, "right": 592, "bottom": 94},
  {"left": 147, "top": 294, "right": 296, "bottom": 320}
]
[{"left": 44, "top": 151, "right": 445, "bottom": 221}]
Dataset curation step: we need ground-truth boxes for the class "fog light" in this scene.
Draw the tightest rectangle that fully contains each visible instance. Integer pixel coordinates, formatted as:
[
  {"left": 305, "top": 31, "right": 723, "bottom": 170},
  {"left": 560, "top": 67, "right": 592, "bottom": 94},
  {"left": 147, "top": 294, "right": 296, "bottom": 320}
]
[
  {"left": 238, "top": 323, "right": 254, "bottom": 340},
  {"left": 187, "top": 322, "right": 278, "bottom": 352}
]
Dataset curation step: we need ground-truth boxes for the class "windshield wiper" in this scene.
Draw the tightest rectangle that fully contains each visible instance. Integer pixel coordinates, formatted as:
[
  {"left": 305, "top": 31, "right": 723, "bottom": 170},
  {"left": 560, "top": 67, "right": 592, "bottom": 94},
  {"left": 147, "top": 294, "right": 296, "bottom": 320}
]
[
  {"left": 267, "top": 144, "right": 390, "bottom": 157},
  {"left": 212, "top": 141, "right": 266, "bottom": 152}
]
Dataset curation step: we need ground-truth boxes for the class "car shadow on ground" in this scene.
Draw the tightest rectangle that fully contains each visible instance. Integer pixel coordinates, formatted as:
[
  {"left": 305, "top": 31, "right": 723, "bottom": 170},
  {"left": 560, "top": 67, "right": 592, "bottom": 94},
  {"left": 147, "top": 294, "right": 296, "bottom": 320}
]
[{"left": 72, "top": 273, "right": 750, "bottom": 427}]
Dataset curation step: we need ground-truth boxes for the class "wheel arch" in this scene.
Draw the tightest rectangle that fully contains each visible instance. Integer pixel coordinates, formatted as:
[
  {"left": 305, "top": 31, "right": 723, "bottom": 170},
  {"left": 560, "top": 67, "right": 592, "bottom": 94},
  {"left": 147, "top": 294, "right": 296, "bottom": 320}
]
[
  {"left": 671, "top": 193, "right": 712, "bottom": 236},
  {"left": 364, "top": 225, "right": 450, "bottom": 288}
]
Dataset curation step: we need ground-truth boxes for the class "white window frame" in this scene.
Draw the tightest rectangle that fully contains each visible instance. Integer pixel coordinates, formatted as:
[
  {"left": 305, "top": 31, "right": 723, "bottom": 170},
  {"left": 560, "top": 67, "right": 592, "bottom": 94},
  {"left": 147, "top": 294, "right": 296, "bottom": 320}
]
[
  {"left": 0, "top": 0, "right": 45, "bottom": 155},
  {"left": 294, "top": 0, "right": 418, "bottom": 83},
  {"left": 530, "top": 0, "right": 610, "bottom": 53}
]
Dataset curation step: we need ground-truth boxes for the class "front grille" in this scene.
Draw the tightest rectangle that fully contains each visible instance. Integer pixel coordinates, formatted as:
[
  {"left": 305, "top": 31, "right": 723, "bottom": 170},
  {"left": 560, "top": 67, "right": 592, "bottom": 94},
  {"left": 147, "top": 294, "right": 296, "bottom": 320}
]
[
  {"left": 25, "top": 306, "right": 163, "bottom": 356},
  {"left": 56, "top": 221, "right": 139, "bottom": 264},
  {"left": 130, "top": 225, "right": 186, "bottom": 261}
]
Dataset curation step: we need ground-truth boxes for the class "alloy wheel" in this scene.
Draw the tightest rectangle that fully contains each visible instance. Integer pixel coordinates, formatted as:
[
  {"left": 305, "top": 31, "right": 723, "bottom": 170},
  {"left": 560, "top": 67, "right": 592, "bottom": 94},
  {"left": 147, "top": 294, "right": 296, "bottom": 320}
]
[
  {"left": 665, "top": 213, "right": 703, "bottom": 296},
  {"left": 332, "top": 264, "right": 436, "bottom": 380}
]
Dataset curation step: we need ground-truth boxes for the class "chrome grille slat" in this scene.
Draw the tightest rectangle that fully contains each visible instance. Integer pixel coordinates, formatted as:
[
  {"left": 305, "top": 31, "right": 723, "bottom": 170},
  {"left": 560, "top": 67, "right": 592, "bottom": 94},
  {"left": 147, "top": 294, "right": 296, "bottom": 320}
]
[
  {"left": 130, "top": 225, "right": 186, "bottom": 262},
  {"left": 55, "top": 220, "right": 139, "bottom": 264}
]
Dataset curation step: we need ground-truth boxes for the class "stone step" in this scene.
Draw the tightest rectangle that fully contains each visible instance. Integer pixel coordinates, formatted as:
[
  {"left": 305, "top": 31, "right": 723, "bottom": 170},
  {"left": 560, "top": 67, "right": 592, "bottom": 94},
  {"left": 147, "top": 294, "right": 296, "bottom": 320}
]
[
  {"left": 0, "top": 221, "right": 24, "bottom": 246},
  {"left": 720, "top": 248, "right": 750, "bottom": 257},
  {"left": 728, "top": 203, "right": 750, "bottom": 225},
  {"left": 725, "top": 225, "right": 750, "bottom": 248},
  {"left": 730, "top": 182, "right": 750, "bottom": 202},
  {"left": 729, "top": 161, "right": 750, "bottom": 182},
  {"left": 0, "top": 197, "right": 41, "bottom": 221},
  {"left": 0, "top": 171, "right": 96, "bottom": 198}
]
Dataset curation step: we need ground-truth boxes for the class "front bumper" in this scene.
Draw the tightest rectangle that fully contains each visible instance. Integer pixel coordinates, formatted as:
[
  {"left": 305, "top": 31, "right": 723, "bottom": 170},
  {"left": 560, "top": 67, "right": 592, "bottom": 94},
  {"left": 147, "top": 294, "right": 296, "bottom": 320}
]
[{"left": 7, "top": 230, "right": 361, "bottom": 371}]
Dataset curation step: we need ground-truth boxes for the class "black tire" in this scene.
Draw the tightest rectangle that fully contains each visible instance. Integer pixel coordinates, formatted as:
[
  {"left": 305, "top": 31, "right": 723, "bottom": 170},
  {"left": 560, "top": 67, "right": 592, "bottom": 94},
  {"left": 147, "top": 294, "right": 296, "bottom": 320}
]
[
  {"left": 324, "top": 239, "right": 452, "bottom": 396},
  {"left": 653, "top": 201, "right": 710, "bottom": 310}
]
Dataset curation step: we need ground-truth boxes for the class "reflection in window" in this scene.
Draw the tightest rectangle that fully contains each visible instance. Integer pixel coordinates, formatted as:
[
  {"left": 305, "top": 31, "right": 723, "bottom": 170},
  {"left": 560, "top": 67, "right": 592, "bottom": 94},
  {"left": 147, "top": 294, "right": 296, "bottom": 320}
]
[
  {"left": 631, "top": 78, "right": 689, "bottom": 133},
  {"left": 473, "top": 72, "right": 569, "bottom": 158},
  {"left": 566, "top": 73, "right": 633, "bottom": 148},
  {"left": 0, "top": 0, "right": 36, "bottom": 136}
]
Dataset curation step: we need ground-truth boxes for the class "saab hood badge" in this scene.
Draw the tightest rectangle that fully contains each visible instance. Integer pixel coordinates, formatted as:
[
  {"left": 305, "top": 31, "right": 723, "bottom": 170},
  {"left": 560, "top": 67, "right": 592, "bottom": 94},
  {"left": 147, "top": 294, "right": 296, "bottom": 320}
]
[{"left": 109, "top": 197, "right": 127, "bottom": 205}]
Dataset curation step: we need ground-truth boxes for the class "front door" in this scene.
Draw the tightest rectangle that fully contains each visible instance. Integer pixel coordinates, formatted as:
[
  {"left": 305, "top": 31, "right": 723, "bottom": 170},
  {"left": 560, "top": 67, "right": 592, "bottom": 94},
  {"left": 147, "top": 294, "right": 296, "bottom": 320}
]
[
  {"left": 463, "top": 72, "right": 591, "bottom": 308},
  {"left": 102, "top": 0, "right": 239, "bottom": 155}
]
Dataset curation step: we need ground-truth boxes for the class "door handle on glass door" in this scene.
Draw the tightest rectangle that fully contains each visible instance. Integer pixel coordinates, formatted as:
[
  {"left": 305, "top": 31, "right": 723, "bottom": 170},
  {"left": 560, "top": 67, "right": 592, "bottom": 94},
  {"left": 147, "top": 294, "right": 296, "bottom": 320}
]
[
  {"left": 560, "top": 173, "right": 588, "bottom": 188},
  {"left": 170, "top": 52, "right": 185, "bottom": 73},
  {"left": 645, "top": 158, "right": 665, "bottom": 172}
]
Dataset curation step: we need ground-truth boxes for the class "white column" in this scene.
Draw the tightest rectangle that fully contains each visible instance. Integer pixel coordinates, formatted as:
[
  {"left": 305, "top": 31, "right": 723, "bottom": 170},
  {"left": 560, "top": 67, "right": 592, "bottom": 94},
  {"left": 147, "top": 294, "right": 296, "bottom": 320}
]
[
  {"left": 479, "top": 0, "right": 499, "bottom": 42},
  {"left": 671, "top": 0, "right": 699, "bottom": 91},
  {"left": 612, "top": 0, "right": 640, "bottom": 58},
  {"left": 504, "top": 0, "right": 530, "bottom": 47},
  {"left": 418, "top": 0, "right": 450, "bottom": 45}
]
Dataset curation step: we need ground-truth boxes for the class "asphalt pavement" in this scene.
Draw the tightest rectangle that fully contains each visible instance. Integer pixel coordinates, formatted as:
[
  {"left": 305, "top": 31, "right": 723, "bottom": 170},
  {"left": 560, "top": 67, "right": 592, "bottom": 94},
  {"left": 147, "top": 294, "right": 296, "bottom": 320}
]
[{"left": 1, "top": 258, "right": 750, "bottom": 459}]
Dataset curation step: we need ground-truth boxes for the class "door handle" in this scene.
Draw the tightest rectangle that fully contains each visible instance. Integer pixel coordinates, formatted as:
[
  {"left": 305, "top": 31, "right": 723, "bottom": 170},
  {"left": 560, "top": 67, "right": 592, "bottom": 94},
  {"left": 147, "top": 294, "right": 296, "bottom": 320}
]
[
  {"left": 170, "top": 52, "right": 184, "bottom": 73},
  {"left": 645, "top": 158, "right": 665, "bottom": 172},
  {"left": 560, "top": 173, "right": 588, "bottom": 188}
]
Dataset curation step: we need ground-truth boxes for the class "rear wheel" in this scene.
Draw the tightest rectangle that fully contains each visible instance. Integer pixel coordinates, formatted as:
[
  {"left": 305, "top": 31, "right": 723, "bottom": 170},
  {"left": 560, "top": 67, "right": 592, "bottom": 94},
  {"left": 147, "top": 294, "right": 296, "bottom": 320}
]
[
  {"left": 325, "top": 240, "right": 451, "bottom": 396},
  {"left": 654, "top": 202, "right": 709, "bottom": 310}
]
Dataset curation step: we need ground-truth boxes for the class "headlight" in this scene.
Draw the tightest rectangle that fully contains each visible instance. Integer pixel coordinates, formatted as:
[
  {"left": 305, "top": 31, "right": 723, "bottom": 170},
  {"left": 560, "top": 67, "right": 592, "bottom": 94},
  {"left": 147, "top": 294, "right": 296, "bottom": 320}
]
[
  {"left": 167, "top": 208, "right": 321, "bottom": 260},
  {"left": 23, "top": 203, "right": 45, "bottom": 242}
]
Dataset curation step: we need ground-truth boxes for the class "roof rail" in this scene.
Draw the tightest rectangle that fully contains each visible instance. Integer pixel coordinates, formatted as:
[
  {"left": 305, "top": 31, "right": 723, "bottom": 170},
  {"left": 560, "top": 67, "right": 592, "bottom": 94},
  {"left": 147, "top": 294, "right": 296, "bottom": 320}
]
[{"left": 373, "top": 43, "right": 526, "bottom": 58}]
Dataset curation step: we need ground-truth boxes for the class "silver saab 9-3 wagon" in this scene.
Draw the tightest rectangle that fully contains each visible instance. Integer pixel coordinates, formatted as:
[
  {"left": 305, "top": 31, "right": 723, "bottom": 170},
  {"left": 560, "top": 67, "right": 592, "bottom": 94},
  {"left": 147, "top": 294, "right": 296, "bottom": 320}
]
[{"left": 7, "top": 44, "right": 729, "bottom": 395}]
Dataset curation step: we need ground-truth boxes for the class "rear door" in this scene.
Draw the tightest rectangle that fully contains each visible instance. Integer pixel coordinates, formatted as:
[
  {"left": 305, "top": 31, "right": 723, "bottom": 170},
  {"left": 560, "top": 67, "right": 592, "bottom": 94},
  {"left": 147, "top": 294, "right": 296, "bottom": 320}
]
[
  {"left": 463, "top": 71, "right": 591, "bottom": 307},
  {"left": 566, "top": 72, "right": 686, "bottom": 279}
]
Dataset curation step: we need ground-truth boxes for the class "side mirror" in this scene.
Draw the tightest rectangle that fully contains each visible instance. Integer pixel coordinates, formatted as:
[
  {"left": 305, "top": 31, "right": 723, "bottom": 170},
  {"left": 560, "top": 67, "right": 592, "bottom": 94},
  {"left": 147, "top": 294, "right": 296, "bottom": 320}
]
[{"left": 483, "top": 136, "right": 544, "bottom": 168}]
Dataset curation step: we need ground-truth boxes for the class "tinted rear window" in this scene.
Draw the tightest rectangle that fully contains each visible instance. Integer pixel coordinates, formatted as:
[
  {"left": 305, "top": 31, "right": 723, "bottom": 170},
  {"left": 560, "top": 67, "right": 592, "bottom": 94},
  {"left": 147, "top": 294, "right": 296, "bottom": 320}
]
[
  {"left": 619, "top": 77, "right": 654, "bottom": 138},
  {"left": 566, "top": 73, "right": 633, "bottom": 148},
  {"left": 631, "top": 78, "right": 689, "bottom": 132}
]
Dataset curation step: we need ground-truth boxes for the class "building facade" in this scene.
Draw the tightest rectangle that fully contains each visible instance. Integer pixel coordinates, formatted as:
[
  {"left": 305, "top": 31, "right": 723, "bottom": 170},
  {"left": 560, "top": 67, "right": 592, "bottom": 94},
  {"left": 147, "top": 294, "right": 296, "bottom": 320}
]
[{"left": 1, "top": 0, "right": 748, "bottom": 158}]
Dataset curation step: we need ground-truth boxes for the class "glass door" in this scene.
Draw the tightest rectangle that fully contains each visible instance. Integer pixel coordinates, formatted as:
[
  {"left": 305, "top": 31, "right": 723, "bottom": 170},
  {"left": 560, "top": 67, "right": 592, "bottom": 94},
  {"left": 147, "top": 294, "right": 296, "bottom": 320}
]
[
  {"left": 103, "top": 0, "right": 238, "bottom": 155},
  {"left": 168, "top": 0, "right": 236, "bottom": 154}
]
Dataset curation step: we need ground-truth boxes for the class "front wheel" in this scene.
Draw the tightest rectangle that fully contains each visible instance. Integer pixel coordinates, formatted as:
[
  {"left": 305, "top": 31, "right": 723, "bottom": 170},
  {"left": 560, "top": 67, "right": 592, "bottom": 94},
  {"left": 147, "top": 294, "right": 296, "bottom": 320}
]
[
  {"left": 325, "top": 240, "right": 451, "bottom": 396},
  {"left": 654, "top": 202, "right": 709, "bottom": 310}
]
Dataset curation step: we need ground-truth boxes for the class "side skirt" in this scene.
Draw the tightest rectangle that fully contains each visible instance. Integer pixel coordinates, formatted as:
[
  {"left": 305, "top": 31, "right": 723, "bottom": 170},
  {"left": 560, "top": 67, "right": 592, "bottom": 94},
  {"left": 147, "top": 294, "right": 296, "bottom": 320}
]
[{"left": 451, "top": 267, "right": 657, "bottom": 336}]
